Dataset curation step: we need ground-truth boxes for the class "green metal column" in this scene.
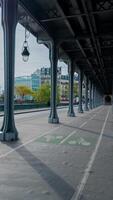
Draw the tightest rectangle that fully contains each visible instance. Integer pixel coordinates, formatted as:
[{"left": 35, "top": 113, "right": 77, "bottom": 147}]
[
  {"left": 94, "top": 86, "right": 97, "bottom": 107},
  {"left": 89, "top": 80, "right": 92, "bottom": 109},
  {"left": 101, "top": 94, "right": 103, "bottom": 105},
  {"left": 92, "top": 83, "right": 95, "bottom": 109},
  {"left": 84, "top": 76, "right": 89, "bottom": 111},
  {"left": 78, "top": 69, "right": 83, "bottom": 113},
  {"left": 48, "top": 41, "right": 59, "bottom": 123},
  {"left": 68, "top": 59, "right": 75, "bottom": 117},
  {"left": 0, "top": 0, "right": 18, "bottom": 141},
  {"left": 97, "top": 91, "right": 100, "bottom": 106},
  {"left": 97, "top": 92, "right": 100, "bottom": 106}
]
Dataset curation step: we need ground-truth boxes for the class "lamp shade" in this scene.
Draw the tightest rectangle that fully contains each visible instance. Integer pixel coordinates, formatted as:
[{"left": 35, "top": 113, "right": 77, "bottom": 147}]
[{"left": 21, "top": 45, "right": 30, "bottom": 62}]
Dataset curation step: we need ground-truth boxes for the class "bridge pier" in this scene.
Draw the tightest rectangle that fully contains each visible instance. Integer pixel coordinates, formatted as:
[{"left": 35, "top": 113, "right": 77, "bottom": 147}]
[
  {"left": 68, "top": 59, "right": 75, "bottom": 117},
  {"left": 78, "top": 69, "right": 84, "bottom": 113},
  {"left": 48, "top": 41, "right": 59, "bottom": 124},
  {"left": 89, "top": 80, "right": 92, "bottom": 109},
  {"left": 94, "top": 85, "right": 97, "bottom": 108},
  {"left": 96, "top": 87, "right": 98, "bottom": 107},
  {"left": 92, "top": 83, "right": 95, "bottom": 109},
  {"left": 0, "top": 0, "right": 18, "bottom": 141},
  {"left": 84, "top": 75, "right": 89, "bottom": 111}
]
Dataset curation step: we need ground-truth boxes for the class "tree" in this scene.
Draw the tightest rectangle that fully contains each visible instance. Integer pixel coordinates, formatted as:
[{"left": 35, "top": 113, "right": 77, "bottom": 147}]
[
  {"left": 33, "top": 83, "right": 51, "bottom": 105},
  {"left": 0, "top": 94, "right": 4, "bottom": 102},
  {"left": 64, "top": 84, "right": 69, "bottom": 100},
  {"left": 33, "top": 83, "right": 60, "bottom": 105},
  {"left": 57, "top": 85, "right": 60, "bottom": 104},
  {"left": 61, "top": 82, "right": 78, "bottom": 100},
  {"left": 15, "top": 85, "right": 33, "bottom": 100},
  {"left": 74, "top": 82, "right": 78, "bottom": 97}
]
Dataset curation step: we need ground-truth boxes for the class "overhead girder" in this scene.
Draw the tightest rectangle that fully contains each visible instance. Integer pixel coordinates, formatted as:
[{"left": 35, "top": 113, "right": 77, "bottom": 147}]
[
  {"left": 65, "top": 44, "right": 113, "bottom": 52},
  {"left": 40, "top": 9, "right": 113, "bottom": 22},
  {"left": 18, "top": 0, "right": 113, "bottom": 93},
  {"left": 80, "top": 0, "right": 108, "bottom": 91},
  {"left": 19, "top": 1, "right": 52, "bottom": 40},
  {"left": 55, "top": 0, "right": 104, "bottom": 91},
  {"left": 19, "top": 0, "right": 70, "bottom": 61}
]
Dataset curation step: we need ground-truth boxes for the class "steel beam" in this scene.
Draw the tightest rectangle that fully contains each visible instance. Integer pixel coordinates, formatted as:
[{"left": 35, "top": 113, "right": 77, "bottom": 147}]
[
  {"left": 68, "top": 59, "right": 75, "bottom": 117},
  {"left": 89, "top": 80, "right": 92, "bottom": 109},
  {"left": 84, "top": 76, "right": 89, "bottom": 111},
  {"left": 40, "top": 9, "right": 113, "bottom": 22},
  {"left": 55, "top": 1, "right": 104, "bottom": 91},
  {"left": 0, "top": 0, "right": 18, "bottom": 141},
  {"left": 48, "top": 41, "right": 59, "bottom": 124},
  {"left": 80, "top": 0, "right": 108, "bottom": 91},
  {"left": 78, "top": 69, "right": 84, "bottom": 113}
]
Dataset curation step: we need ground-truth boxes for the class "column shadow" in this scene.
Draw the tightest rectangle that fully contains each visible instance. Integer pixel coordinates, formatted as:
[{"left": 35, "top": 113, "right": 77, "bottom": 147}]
[
  {"left": 61, "top": 123, "right": 113, "bottom": 140},
  {"left": 7, "top": 142, "right": 75, "bottom": 200}
]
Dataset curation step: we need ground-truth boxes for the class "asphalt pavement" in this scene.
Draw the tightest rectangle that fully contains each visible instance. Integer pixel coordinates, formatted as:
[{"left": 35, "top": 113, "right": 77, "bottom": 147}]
[{"left": 0, "top": 105, "right": 112, "bottom": 200}]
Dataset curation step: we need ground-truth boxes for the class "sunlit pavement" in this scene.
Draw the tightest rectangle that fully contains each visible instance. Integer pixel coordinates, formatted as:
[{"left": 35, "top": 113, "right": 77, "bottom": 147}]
[{"left": 0, "top": 106, "right": 112, "bottom": 200}]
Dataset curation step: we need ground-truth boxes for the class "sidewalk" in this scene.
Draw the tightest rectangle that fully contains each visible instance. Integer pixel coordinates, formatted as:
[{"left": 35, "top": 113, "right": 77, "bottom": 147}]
[
  {"left": 0, "top": 105, "right": 77, "bottom": 116},
  {"left": 0, "top": 106, "right": 112, "bottom": 200}
]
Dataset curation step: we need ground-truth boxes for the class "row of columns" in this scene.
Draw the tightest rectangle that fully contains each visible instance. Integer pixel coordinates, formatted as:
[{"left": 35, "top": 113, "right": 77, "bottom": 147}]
[
  {"left": 78, "top": 70, "right": 93, "bottom": 113},
  {"left": 78, "top": 69, "right": 103, "bottom": 113},
  {"left": 0, "top": 0, "right": 103, "bottom": 141}
]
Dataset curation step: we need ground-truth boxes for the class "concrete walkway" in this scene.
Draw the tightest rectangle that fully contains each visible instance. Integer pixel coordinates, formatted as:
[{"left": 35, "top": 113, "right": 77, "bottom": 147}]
[{"left": 0, "top": 106, "right": 112, "bottom": 200}]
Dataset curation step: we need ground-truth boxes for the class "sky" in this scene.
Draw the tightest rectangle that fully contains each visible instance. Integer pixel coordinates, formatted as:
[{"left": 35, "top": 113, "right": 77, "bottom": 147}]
[{"left": 0, "top": 9, "right": 68, "bottom": 90}]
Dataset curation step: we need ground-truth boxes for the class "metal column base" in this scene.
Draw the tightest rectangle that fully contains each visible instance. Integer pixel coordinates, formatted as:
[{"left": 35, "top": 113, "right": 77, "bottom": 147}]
[
  {"left": 48, "top": 116, "right": 59, "bottom": 124},
  {"left": 0, "top": 131, "right": 18, "bottom": 141},
  {"left": 78, "top": 108, "right": 84, "bottom": 113},
  {"left": 84, "top": 107, "right": 89, "bottom": 111},
  {"left": 67, "top": 111, "right": 75, "bottom": 117}
]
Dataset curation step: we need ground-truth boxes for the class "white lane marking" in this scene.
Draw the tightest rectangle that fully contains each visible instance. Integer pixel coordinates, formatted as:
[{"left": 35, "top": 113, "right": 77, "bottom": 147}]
[
  {"left": 0, "top": 106, "right": 103, "bottom": 159},
  {"left": 60, "top": 106, "right": 104, "bottom": 145},
  {"left": 71, "top": 107, "right": 110, "bottom": 200},
  {"left": 60, "top": 113, "right": 97, "bottom": 144},
  {"left": 0, "top": 126, "right": 60, "bottom": 159}
]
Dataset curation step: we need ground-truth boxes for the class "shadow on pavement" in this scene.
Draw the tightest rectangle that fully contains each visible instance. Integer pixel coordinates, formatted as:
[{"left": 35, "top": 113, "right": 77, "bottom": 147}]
[{"left": 7, "top": 142, "right": 75, "bottom": 200}]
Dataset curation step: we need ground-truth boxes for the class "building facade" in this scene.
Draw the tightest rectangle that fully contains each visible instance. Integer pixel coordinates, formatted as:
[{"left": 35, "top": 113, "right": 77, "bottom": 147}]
[
  {"left": 15, "top": 73, "right": 41, "bottom": 91},
  {"left": 33, "top": 67, "right": 62, "bottom": 85},
  {"left": 15, "top": 67, "right": 78, "bottom": 101}
]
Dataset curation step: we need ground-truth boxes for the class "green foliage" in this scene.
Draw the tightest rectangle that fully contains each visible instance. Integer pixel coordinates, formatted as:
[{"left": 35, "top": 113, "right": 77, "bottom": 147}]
[
  {"left": 74, "top": 82, "right": 78, "bottom": 97},
  {"left": 0, "top": 94, "right": 4, "bottom": 101},
  {"left": 62, "top": 82, "right": 78, "bottom": 98},
  {"left": 33, "top": 83, "right": 60, "bottom": 105},
  {"left": 33, "top": 83, "right": 51, "bottom": 105},
  {"left": 65, "top": 84, "right": 69, "bottom": 99},
  {"left": 15, "top": 85, "right": 33, "bottom": 100},
  {"left": 57, "top": 86, "right": 60, "bottom": 104}
]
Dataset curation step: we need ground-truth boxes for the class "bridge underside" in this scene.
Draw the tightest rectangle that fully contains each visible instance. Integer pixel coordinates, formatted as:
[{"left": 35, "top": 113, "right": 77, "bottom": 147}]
[
  {"left": 19, "top": 0, "right": 113, "bottom": 94},
  {"left": 0, "top": 0, "right": 113, "bottom": 140},
  {"left": 0, "top": 1, "right": 113, "bottom": 199}
]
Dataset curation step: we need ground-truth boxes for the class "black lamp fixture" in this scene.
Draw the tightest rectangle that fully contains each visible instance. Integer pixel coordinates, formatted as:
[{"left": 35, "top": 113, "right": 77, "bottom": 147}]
[{"left": 21, "top": 17, "right": 30, "bottom": 62}]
